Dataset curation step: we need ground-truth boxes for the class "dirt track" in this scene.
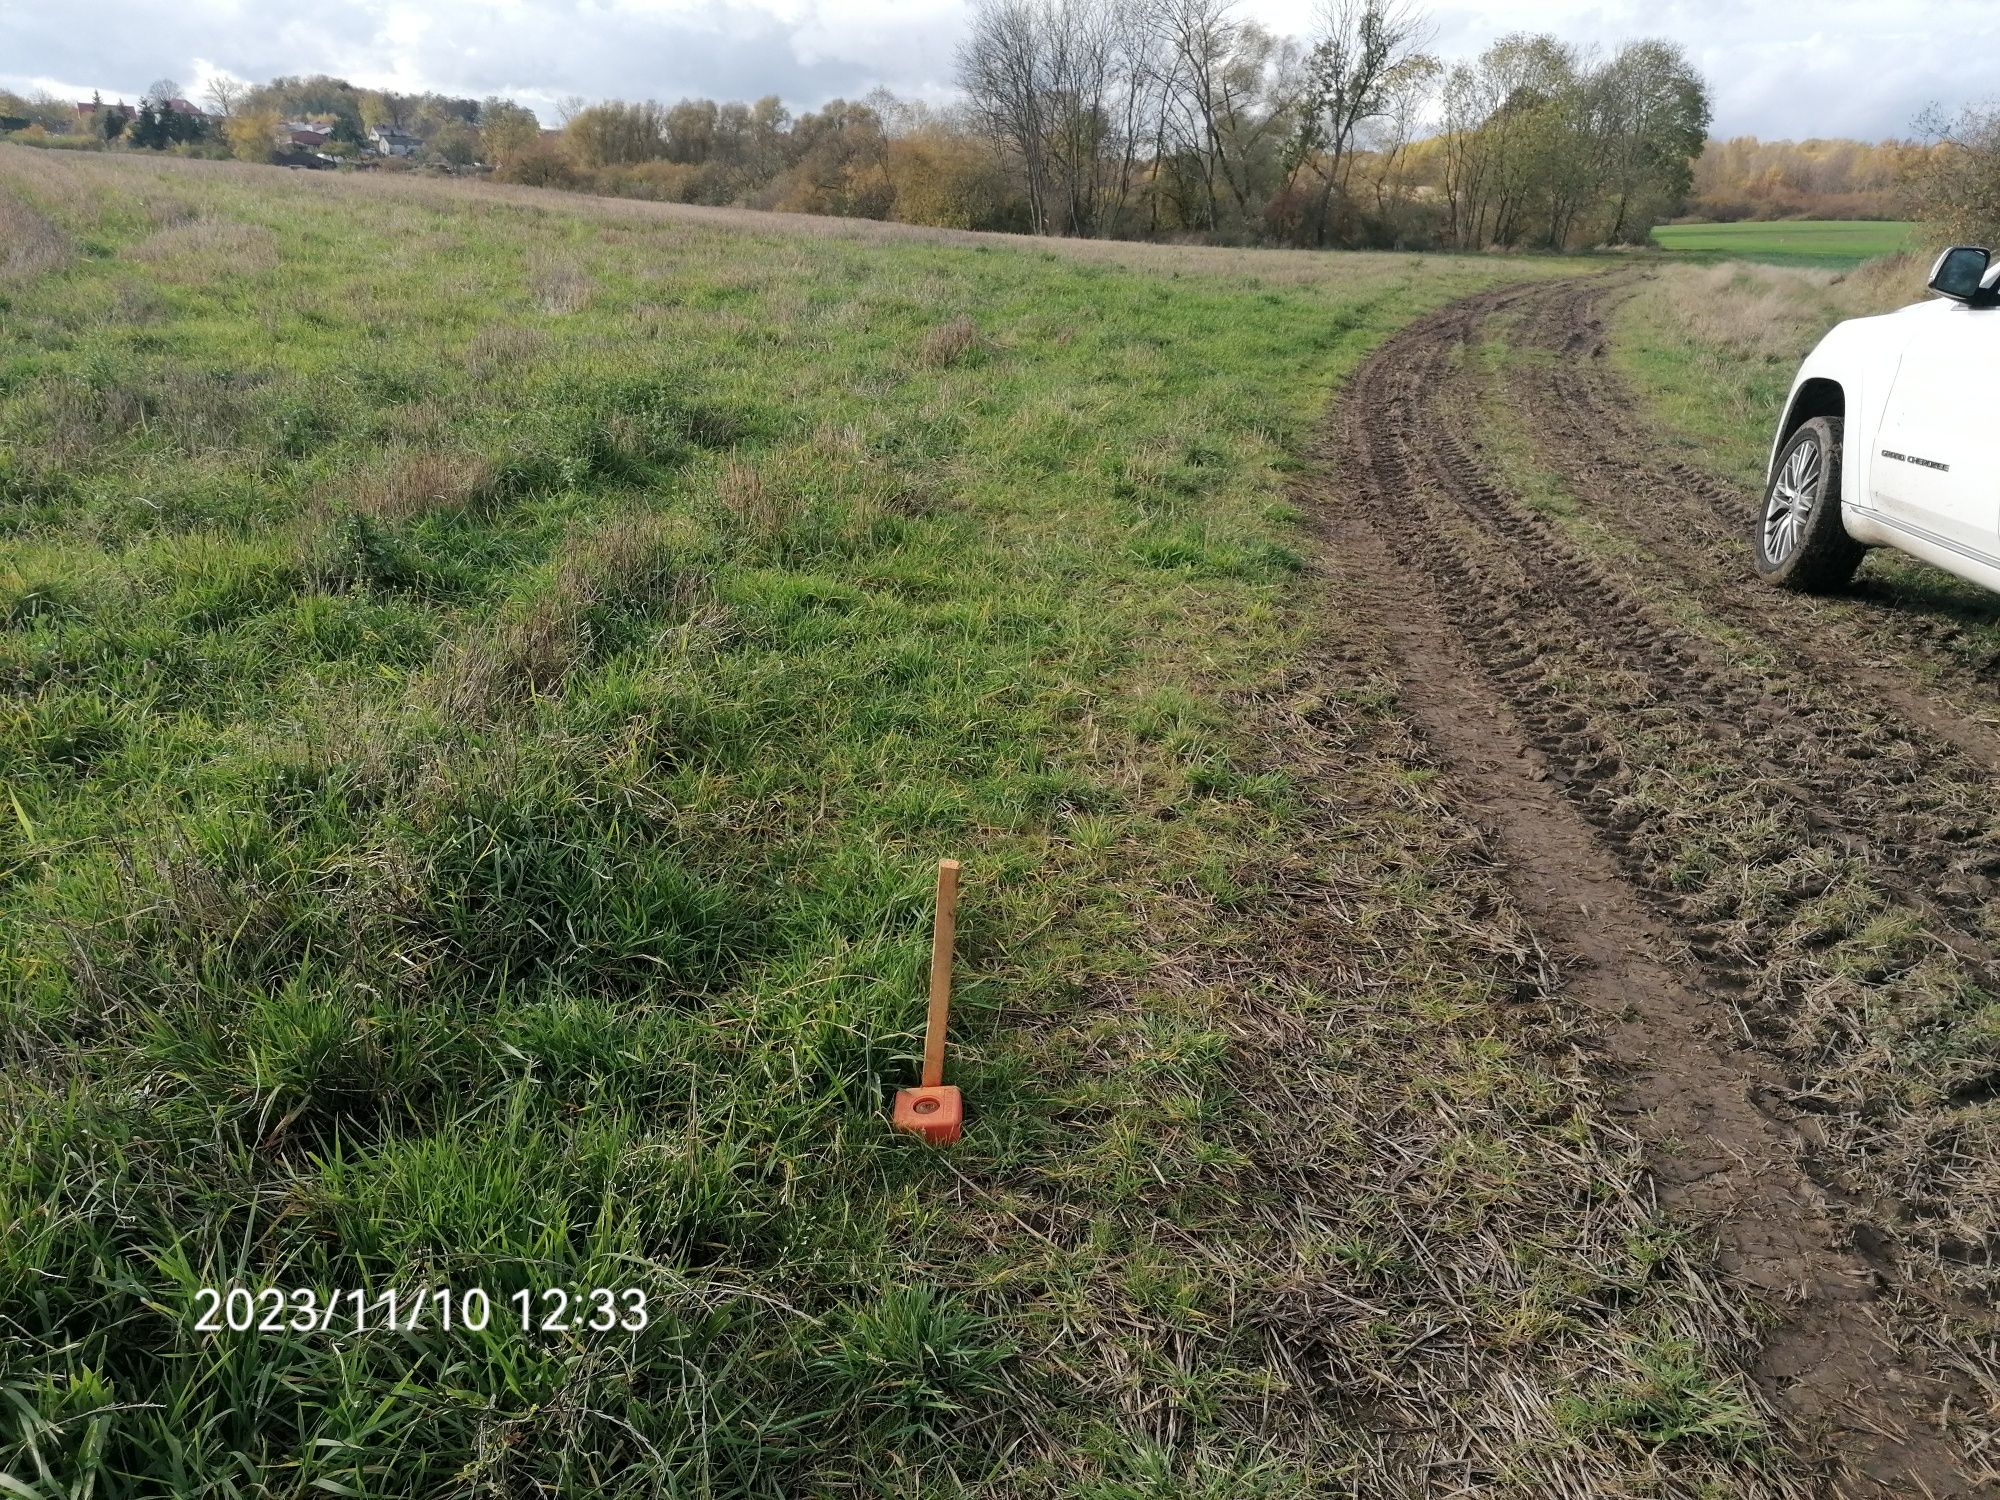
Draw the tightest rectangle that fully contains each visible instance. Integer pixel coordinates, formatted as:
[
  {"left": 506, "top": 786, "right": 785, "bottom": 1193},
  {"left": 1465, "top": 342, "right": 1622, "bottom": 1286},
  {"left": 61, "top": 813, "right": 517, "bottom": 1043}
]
[{"left": 1313, "top": 276, "right": 2000, "bottom": 1497}]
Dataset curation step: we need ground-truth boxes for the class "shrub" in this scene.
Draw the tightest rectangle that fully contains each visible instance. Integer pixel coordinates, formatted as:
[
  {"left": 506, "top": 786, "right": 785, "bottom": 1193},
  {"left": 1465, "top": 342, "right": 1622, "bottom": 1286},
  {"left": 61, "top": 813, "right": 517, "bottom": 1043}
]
[{"left": 495, "top": 142, "right": 583, "bottom": 190}]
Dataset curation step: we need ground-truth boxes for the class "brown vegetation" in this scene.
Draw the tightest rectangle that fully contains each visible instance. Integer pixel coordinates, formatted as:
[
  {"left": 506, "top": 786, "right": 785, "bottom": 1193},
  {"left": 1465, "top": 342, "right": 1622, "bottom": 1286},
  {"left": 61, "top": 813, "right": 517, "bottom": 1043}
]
[
  {"left": 1688, "top": 136, "right": 1923, "bottom": 222},
  {"left": 420, "top": 514, "right": 697, "bottom": 721},
  {"left": 126, "top": 216, "right": 281, "bottom": 278},
  {"left": 1905, "top": 102, "right": 2000, "bottom": 247},
  {"left": 526, "top": 252, "right": 593, "bottom": 314},
  {"left": 0, "top": 185, "right": 73, "bottom": 279},
  {"left": 918, "top": 315, "right": 980, "bottom": 367},
  {"left": 341, "top": 450, "right": 498, "bottom": 523}
]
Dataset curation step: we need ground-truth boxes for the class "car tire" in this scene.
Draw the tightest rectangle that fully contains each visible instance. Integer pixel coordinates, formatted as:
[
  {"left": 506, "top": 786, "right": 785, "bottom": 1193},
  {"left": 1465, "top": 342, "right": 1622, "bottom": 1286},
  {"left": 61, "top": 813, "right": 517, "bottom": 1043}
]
[{"left": 1754, "top": 416, "right": 1863, "bottom": 592}]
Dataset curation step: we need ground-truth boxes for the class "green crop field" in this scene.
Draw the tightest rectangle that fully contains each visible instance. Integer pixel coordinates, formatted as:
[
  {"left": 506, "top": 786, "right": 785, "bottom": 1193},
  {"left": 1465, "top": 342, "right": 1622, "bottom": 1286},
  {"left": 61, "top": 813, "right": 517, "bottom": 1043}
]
[
  {"left": 0, "top": 147, "right": 1821, "bottom": 1498},
  {"left": 1649, "top": 217, "right": 1918, "bottom": 268}
]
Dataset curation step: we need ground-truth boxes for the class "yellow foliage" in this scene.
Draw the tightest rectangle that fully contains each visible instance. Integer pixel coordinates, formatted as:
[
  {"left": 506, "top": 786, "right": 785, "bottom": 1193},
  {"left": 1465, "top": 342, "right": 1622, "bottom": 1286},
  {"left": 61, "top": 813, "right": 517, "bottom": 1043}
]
[
  {"left": 226, "top": 109, "right": 281, "bottom": 164},
  {"left": 885, "top": 132, "right": 1011, "bottom": 230}
]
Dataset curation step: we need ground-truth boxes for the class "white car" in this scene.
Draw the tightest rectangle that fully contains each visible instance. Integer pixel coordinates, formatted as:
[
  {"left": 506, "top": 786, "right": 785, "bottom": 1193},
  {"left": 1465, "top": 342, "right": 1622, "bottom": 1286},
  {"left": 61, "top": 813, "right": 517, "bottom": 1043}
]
[{"left": 1756, "top": 245, "right": 2000, "bottom": 593}]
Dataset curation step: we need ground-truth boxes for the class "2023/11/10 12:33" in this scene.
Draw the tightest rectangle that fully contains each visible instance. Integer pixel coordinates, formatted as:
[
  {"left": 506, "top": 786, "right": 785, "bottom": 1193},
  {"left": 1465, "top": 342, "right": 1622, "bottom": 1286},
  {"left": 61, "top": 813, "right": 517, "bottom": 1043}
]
[{"left": 190, "top": 1285, "right": 650, "bottom": 1335}]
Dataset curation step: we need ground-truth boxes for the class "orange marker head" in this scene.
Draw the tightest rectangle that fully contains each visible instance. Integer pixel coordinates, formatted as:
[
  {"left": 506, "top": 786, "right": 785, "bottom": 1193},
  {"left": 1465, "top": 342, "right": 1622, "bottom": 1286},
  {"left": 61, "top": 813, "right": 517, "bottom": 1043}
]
[{"left": 892, "top": 1085, "right": 963, "bottom": 1144}]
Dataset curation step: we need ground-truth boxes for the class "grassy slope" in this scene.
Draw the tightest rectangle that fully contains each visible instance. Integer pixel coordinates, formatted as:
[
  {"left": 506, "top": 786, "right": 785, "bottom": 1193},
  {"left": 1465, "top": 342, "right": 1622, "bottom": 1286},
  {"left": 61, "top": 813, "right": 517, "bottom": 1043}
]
[
  {"left": 0, "top": 149, "right": 1798, "bottom": 1497},
  {"left": 1650, "top": 219, "right": 1917, "bottom": 269}
]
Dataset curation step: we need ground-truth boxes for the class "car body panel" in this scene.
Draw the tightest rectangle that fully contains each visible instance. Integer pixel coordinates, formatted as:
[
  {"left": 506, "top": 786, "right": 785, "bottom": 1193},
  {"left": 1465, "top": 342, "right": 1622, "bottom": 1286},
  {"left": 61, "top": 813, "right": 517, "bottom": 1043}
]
[{"left": 1767, "top": 267, "right": 2000, "bottom": 590}]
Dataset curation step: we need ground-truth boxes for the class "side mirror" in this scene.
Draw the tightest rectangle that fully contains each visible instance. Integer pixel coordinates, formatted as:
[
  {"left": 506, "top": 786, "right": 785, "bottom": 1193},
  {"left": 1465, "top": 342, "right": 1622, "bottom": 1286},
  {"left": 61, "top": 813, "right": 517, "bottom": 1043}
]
[{"left": 1927, "top": 245, "right": 1991, "bottom": 304}]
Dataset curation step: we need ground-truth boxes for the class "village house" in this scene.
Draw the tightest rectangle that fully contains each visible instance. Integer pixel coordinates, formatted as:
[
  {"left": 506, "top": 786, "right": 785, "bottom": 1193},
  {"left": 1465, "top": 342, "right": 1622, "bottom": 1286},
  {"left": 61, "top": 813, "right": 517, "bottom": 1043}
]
[{"left": 369, "top": 123, "right": 422, "bottom": 157}]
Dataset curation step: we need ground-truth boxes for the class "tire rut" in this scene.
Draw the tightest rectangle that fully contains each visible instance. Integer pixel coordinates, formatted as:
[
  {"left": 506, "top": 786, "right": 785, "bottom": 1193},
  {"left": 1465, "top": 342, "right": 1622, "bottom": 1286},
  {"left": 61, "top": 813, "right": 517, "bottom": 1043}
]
[
  {"left": 1308, "top": 283, "right": 1998, "bottom": 1498},
  {"left": 1508, "top": 275, "right": 2000, "bottom": 769}
]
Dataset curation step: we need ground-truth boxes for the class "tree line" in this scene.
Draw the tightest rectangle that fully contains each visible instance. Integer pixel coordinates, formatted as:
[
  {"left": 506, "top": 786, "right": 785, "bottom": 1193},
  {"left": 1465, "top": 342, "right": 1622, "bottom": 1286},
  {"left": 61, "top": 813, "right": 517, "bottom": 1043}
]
[
  {"left": 1690, "top": 136, "right": 1925, "bottom": 222},
  {"left": 951, "top": 0, "right": 1712, "bottom": 249},
  {"left": 11, "top": 1, "right": 1989, "bottom": 254},
  {"left": 485, "top": 0, "right": 1711, "bottom": 252}
]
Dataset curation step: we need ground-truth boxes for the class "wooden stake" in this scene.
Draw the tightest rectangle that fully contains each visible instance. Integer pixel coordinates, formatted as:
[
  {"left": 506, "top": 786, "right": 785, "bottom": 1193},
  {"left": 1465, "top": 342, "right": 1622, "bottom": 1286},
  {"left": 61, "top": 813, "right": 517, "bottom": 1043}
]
[
  {"left": 895, "top": 858, "right": 965, "bottom": 1143},
  {"left": 921, "top": 859, "right": 960, "bottom": 1089}
]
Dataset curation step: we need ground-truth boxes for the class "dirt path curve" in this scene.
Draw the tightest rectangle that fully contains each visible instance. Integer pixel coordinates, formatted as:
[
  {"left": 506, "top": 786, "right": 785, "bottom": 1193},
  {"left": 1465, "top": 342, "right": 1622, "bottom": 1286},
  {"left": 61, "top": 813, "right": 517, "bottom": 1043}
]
[{"left": 1307, "top": 279, "right": 1998, "bottom": 1497}]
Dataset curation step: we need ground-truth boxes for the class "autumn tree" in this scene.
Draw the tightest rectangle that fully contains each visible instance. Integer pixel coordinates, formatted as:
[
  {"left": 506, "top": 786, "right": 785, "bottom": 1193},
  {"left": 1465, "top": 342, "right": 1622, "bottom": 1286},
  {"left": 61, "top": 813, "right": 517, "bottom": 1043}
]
[
  {"left": 564, "top": 100, "right": 671, "bottom": 166},
  {"left": 885, "top": 113, "right": 1028, "bottom": 229},
  {"left": 1437, "top": 32, "right": 1707, "bottom": 250},
  {"left": 248, "top": 75, "right": 365, "bottom": 132},
  {"left": 225, "top": 108, "right": 281, "bottom": 163},
  {"left": 1908, "top": 102, "right": 2000, "bottom": 247},
  {"left": 427, "top": 119, "right": 480, "bottom": 166},
  {"left": 1591, "top": 40, "right": 1709, "bottom": 242},
  {"left": 772, "top": 98, "right": 894, "bottom": 218},
  {"left": 481, "top": 99, "right": 543, "bottom": 161}
]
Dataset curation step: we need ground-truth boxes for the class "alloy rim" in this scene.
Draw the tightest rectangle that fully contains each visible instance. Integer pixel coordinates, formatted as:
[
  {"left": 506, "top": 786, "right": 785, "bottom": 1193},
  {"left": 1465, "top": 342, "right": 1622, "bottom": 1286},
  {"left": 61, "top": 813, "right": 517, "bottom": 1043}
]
[{"left": 1764, "top": 437, "right": 1820, "bottom": 562}]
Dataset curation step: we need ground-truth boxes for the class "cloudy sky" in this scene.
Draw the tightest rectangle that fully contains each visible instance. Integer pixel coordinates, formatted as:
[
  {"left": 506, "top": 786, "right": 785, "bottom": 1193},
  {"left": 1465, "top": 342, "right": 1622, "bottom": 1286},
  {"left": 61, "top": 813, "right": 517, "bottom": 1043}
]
[{"left": 1, "top": 0, "right": 1991, "bottom": 140}]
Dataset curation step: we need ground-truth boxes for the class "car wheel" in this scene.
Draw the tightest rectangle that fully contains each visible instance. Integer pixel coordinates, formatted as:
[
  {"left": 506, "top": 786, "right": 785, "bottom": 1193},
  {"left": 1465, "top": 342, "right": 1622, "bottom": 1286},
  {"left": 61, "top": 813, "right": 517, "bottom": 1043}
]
[{"left": 1754, "top": 416, "right": 1863, "bottom": 592}]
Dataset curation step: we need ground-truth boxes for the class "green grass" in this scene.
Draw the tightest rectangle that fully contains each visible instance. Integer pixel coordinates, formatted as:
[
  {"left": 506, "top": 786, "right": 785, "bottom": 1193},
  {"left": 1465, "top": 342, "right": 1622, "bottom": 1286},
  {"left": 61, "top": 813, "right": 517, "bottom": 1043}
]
[
  {"left": 1650, "top": 219, "right": 1917, "bottom": 268},
  {"left": 0, "top": 148, "right": 1802, "bottom": 1497}
]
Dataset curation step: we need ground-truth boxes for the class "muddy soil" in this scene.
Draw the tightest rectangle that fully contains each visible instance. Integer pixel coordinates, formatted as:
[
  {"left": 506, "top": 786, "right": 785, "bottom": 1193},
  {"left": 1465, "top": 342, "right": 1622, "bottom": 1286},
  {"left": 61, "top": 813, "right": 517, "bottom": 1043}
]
[{"left": 1309, "top": 278, "right": 2000, "bottom": 1497}]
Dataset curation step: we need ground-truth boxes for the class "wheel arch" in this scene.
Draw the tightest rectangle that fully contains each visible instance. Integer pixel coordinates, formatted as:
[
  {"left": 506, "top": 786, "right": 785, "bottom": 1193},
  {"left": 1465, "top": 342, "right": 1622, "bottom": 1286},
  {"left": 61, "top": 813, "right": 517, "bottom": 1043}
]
[{"left": 1778, "top": 377, "right": 1846, "bottom": 450}]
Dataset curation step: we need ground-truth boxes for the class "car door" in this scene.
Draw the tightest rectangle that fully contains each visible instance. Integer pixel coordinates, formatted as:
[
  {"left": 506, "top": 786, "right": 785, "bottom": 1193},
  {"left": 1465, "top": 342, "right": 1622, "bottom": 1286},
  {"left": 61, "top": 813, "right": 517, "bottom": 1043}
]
[{"left": 1872, "top": 302, "right": 2000, "bottom": 560}]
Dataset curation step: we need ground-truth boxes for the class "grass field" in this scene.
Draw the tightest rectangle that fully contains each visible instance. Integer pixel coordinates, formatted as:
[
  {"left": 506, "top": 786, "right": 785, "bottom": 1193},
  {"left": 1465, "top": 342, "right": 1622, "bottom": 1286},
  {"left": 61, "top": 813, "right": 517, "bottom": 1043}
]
[
  {"left": 0, "top": 147, "right": 1836, "bottom": 1498},
  {"left": 1650, "top": 218, "right": 1918, "bottom": 268}
]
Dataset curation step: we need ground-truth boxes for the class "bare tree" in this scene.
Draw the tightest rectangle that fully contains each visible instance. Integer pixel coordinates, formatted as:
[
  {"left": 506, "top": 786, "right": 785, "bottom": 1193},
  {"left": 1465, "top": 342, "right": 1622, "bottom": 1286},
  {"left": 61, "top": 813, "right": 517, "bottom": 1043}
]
[
  {"left": 959, "top": 0, "right": 1053, "bottom": 232},
  {"left": 1908, "top": 102, "right": 2000, "bottom": 247},
  {"left": 1357, "top": 53, "right": 1440, "bottom": 241},
  {"left": 1032, "top": 0, "right": 1165, "bottom": 237},
  {"left": 203, "top": 75, "right": 247, "bottom": 119},
  {"left": 1287, "top": 0, "right": 1433, "bottom": 245},
  {"left": 1149, "top": 0, "right": 1240, "bottom": 229}
]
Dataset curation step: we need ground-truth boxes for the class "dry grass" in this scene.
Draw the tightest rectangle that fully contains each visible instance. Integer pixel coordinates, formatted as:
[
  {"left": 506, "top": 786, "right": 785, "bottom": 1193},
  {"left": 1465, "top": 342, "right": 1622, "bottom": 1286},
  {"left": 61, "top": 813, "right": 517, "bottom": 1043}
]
[
  {"left": 716, "top": 459, "right": 799, "bottom": 539},
  {"left": 340, "top": 450, "right": 498, "bottom": 523},
  {"left": 1637, "top": 251, "right": 1923, "bottom": 365},
  {"left": 27, "top": 370, "right": 259, "bottom": 465},
  {"left": 126, "top": 217, "right": 281, "bottom": 280},
  {"left": 1613, "top": 251, "right": 1931, "bottom": 478},
  {"left": 140, "top": 192, "right": 201, "bottom": 228},
  {"left": 1, "top": 144, "right": 1568, "bottom": 294},
  {"left": 0, "top": 185, "right": 73, "bottom": 280},
  {"left": 528, "top": 252, "right": 593, "bottom": 314},
  {"left": 464, "top": 323, "right": 550, "bottom": 380},
  {"left": 919, "top": 315, "right": 980, "bottom": 367}
]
